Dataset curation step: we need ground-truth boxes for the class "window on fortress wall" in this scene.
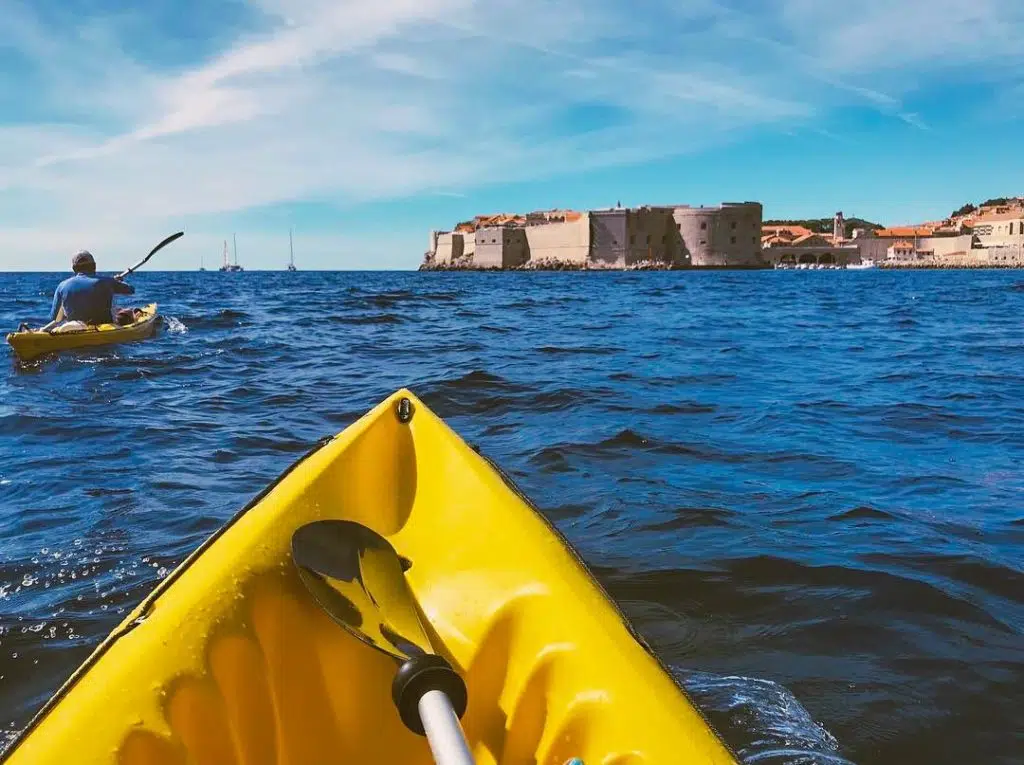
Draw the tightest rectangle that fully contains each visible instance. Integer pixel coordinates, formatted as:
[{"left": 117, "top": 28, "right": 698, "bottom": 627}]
[
  {"left": 699, "top": 239, "right": 707, "bottom": 245},
  {"left": 700, "top": 222, "right": 707, "bottom": 230},
  {"left": 677, "top": 223, "right": 682, "bottom": 231},
  {"left": 731, "top": 221, "right": 737, "bottom": 229},
  {"left": 730, "top": 236, "right": 736, "bottom": 244}
]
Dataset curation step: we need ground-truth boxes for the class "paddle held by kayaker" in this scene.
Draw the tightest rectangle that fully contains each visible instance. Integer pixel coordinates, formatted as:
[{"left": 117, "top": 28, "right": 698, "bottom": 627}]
[{"left": 43, "top": 250, "right": 136, "bottom": 331}]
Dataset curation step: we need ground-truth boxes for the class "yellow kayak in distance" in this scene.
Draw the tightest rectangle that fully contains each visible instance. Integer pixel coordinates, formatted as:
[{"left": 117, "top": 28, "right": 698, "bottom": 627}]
[
  {"left": 6, "top": 303, "right": 161, "bottom": 362},
  {"left": 2, "top": 389, "right": 738, "bottom": 765}
]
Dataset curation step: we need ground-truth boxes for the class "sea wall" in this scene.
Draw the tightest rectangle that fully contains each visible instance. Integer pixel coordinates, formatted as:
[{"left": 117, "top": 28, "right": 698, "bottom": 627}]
[
  {"left": 856, "top": 234, "right": 974, "bottom": 262},
  {"left": 525, "top": 214, "right": 591, "bottom": 266},
  {"left": 627, "top": 208, "right": 677, "bottom": 265},
  {"left": 881, "top": 246, "right": 1024, "bottom": 268},
  {"left": 433, "top": 232, "right": 464, "bottom": 265},
  {"left": 475, "top": 227, "right": 529, "bottom": 268}
]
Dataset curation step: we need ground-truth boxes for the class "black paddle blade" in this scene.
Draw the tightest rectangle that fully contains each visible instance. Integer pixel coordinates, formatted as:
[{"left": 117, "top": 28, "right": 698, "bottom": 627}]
[
  {"left": 292, "top": 520, "right": 433, "bottom": 662},
  {"left": 149, "top": 231, "right": 184, "bottom": 257},
  {"left": 119, "top": 231, "right": 186, "bottom": 279}
]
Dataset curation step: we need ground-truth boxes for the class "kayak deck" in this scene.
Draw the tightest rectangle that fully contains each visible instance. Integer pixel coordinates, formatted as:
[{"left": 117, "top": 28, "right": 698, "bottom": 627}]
[
  {"left": 5, "top": 302, "right": 160, "bottom": 361},
  {"left": 2, "top": 390, "right": 737, "bottom": 765}
]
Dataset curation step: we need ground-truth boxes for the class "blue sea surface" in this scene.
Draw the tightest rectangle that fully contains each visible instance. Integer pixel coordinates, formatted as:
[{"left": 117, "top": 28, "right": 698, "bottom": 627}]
[{"left": 1, "top": 269, "right": 1022, "bottom": 764}]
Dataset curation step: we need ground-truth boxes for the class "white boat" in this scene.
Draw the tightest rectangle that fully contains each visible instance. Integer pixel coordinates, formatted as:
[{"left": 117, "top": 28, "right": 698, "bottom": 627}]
[
  {"left": 846, "top": 260, "right": 877, "bottom": 270},
  {"left": 219, "top": 234, "right": 244, "bottom": 272}
]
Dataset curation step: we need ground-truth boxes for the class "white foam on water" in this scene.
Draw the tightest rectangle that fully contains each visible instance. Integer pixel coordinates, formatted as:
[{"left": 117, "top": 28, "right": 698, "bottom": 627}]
[
  {"left": 675, "top": 669, "right": 854, "bottom": 765},
  {"left": 165, "top": 316, "right": 187, "bottom": 334}
]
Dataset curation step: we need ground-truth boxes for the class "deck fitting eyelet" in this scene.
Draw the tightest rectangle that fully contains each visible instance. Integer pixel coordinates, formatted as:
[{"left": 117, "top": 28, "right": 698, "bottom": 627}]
[{"left": 396, "top": 397, "right": 414, "bottom": 423}]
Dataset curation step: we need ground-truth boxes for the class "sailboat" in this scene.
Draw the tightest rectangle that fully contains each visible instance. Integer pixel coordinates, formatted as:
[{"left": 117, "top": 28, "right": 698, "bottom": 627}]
[
  {"left": 219, "top": 234, "right": 244, "bottom": 272},
  {"left": 199, "top": 252, "right": 206, "bottom": 272},
  {"left": 287, "top": 228, "right": 297, "bottom": 271}
]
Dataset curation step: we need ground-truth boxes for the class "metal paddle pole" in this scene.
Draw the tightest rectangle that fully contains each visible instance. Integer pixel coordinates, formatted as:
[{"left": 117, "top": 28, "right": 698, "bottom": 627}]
[
  {"left": 418, "top": 690, "right": 475, "bottom": 765},
  {"left": 292, "top": 520, "right": 476, "bottom": 765}
]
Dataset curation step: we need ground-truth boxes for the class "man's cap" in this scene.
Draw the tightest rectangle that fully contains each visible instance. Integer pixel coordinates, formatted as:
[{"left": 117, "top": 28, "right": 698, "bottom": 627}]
[{"left": 72, "top": 250, "right": 95, "bottom": 270}]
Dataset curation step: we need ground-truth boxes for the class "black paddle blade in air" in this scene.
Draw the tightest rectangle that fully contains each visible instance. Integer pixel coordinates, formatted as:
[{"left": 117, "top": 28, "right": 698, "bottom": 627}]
[
  {"left": 291, "top": 520, "right": 433, "bottom": 662},
  {"left": 148, "top": 231, "right": 184, "bottom": 257},
  {"left": 118, "top": 231, "right": 185, "bottom": 279}
]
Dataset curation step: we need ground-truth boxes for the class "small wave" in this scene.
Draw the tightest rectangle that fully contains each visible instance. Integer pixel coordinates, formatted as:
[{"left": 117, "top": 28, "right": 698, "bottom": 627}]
[
  {"left": 529, "top": 429, "right": 745, "bottom": 472},
  {"left": 649, "top": 401, "right": 717, "bottom": 415},
  {"left": 675, "top": 670, "right": 852, "bottom": 765},
  {"left": 416, "top": 370, "right": 597, "bottom": 419},
  {"left": 358, "top": 289, "right": 443, "bottom": 309},
  {"left": 641, "top": 506, "right": 735, "bottom": 531},
  {"left": 164, "top": 316, "right": 187, "bottom": 334},
  {"left": 345, "top": 314, "right": 405, "bottom": 325},
  {"left": 82, "top": 488, "right": 134, "bottom": 498},
  {"left": 538, "top": 345, "right": 619, "bottom": 356},
  {"left": 185, "top": 309, "right": 250, "bottom": 329},
  {"left": 828, "top": 505, "right": 894, "bottom": 522}
]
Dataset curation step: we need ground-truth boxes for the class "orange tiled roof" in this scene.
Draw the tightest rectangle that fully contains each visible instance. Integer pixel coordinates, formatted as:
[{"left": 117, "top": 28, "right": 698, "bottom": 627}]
[
  {"left": 762, "top": 224, "right": 816, "bottom": 239},
  {"left": 791, "top": 232, "right": 821, "bottom": 245},
  {"left": 874, "top": 226, "right": 936, "bottom": 237}
]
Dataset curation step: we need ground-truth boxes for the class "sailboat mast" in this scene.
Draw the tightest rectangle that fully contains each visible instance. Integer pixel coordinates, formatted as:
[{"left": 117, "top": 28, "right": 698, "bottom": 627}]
[{"left": 289, "top": 228, "right": 294, "bottom": 267}]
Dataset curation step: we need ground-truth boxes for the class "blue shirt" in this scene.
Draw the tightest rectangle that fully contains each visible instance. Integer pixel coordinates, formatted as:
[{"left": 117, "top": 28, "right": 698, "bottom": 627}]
[{"left": 51, "top": 274, "right": 135, "bottom": 324}]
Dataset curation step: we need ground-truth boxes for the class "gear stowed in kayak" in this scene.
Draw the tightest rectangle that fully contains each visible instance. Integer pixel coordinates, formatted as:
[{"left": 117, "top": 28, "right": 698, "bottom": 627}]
[{"left": 6, "top": 303, "right": 161, "bottom": 361}]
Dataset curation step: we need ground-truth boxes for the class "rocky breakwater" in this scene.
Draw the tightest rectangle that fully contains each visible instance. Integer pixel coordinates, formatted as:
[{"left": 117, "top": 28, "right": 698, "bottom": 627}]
[{"left": 418, "top": 255, "right": 685, "bottom": 271}]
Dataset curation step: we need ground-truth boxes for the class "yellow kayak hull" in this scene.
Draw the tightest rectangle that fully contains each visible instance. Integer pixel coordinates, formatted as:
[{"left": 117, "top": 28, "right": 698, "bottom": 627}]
[
  {"left": 2, "top": 390, "right": 737, "bottom": 765},
  {"left": 5, "top": 302, "right": 160, "bottom": 361}
]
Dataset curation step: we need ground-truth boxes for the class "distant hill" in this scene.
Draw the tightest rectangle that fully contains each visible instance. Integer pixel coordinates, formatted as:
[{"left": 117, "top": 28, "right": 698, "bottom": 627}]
[
  {"left": 763, "top": 217, "right": 884, "bottom": 238},
  {"left": 949, "top": 197, "right": 1023, "bottom": 219}
]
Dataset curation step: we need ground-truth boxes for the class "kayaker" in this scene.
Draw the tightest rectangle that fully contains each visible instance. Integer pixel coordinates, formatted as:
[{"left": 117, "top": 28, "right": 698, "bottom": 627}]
[{"left": 44, "top": 251, "right": 136, "bottom": 330}]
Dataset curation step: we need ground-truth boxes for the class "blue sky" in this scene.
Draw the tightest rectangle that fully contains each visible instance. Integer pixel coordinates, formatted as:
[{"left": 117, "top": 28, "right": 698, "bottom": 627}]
[{"left": 1, "top": 0, "right": 1023, "bottom": 271}]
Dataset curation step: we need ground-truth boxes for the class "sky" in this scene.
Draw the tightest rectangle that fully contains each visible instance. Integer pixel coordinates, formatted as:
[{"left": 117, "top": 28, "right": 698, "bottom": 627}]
[{"left": 1, "top": 0, "right": 1023, "bottom": 271}]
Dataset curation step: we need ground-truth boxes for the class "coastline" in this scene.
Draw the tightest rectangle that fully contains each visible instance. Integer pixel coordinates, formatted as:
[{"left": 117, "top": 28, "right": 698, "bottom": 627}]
[
  {"left": 878, "top": 259, "right": 1024, "bottom": 270},
  {"left": 421, "top": 257, "right": 1024, "bottom": 272},
  {"left": 419, "top": 258, "right": 774, "bottom": 272}
]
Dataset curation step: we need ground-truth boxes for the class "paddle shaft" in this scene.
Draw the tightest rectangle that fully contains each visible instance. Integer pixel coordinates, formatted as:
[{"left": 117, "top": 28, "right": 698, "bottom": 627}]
[{"left": 418, "top": 690, "right": 475, "bottom": 765}]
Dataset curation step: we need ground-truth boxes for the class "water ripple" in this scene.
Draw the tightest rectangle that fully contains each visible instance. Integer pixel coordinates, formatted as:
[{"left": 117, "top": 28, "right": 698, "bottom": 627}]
[{"left": 2, "top": 269, "right": 1023, "bottom": 765}]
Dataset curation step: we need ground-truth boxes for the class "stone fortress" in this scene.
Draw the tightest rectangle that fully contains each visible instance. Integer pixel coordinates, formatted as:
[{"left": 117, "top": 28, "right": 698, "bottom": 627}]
[
  {"left": 423, "top": 202, "right": 766, "bottom": 270},
  {"left": 423, "top": 197, "right": 1024, "bottom": 270}
]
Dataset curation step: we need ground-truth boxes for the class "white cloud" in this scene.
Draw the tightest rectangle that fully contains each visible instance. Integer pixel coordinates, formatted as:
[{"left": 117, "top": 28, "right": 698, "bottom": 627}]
[{"left": 0, "top": 0, "right": 1022, "bottom": 270}]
